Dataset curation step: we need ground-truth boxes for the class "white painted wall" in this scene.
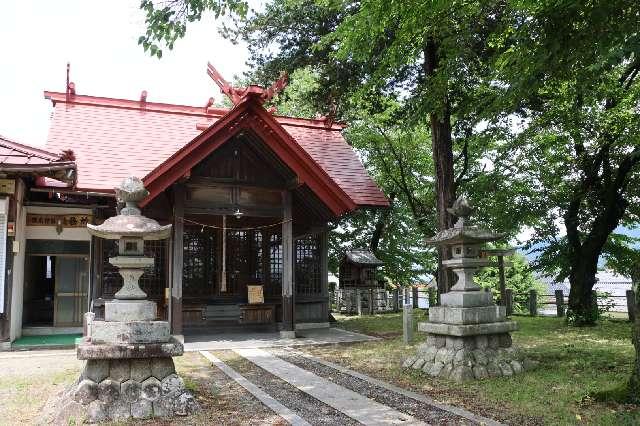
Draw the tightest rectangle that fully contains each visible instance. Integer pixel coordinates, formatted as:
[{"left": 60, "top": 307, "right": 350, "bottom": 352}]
[
  {"left": 8, "top": 204, "right": 93, "bottom": 340},
  {"left": 25, "top": 206, "right": 92, "bottom": 241},
  {"left": 9, "top": 181, "right": 26, "bottom": 341}
]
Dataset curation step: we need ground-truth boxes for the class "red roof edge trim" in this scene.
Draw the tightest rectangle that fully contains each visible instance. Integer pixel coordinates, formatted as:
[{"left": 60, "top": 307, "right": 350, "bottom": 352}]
[
  {"left": 0, "top": 134, "right": 62, "bottom": 162},
  {"left": 140, "top": 98, "right": 356, "bottom": 215},
  {"left": 45, "top": 91, "right": 228, "bottom": 119},
  {"left": 44, "top": 91, "right": 346, "bottom": 131},
  {"left": 246, "top": 102, "right": 356, "bottom": 212}
]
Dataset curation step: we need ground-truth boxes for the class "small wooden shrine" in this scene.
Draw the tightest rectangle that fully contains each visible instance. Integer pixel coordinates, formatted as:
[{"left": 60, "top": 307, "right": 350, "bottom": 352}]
[{"left": 338, "top": 249, "right": 384, "bottom": 289}]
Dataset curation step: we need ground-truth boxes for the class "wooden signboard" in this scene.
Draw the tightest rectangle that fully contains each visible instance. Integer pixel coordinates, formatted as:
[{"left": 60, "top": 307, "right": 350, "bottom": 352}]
[
  {"left": 247, "top": 285, "right": 264, "bottom": 304},
  {"left": 27, "top": 214, "right": 92, "bottom": 227},
  {"left": 0, "top": 179, "right": 15, "bottom": 194}
]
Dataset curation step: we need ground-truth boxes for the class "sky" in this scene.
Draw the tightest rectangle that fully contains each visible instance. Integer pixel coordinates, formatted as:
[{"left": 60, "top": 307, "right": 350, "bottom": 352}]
[{"left": 0, "top": 0, "right": 250, "bottom": 147}]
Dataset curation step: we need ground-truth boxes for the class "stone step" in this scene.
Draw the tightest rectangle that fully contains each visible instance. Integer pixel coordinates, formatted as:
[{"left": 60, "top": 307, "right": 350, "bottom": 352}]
[
  {"left": 418, "top": 320, "right": 518, "bottom": 337},
  {"left": 428, "top": 305, "right": 506, "bottom": 325}
]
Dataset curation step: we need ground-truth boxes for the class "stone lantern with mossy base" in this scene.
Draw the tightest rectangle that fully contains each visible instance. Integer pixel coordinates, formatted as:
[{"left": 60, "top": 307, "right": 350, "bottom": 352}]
[
  {"left": 402, "top": 196, "right": 536, "bottom": 381},
  {"left": 44, "top": 176, "right": 199, "bottom": 423}
]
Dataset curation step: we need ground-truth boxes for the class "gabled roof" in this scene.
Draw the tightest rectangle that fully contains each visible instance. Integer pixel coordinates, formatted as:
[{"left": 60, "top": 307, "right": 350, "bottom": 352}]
[
  {"left": 0, "top": 134, "right": 76, "bottom": 184},
  {"left": 344, "top": 249, "right": 384, "bottom": 266},
  {"left": 144, "top": 94, "right": 357, "bottom": 215},
  {"left": 44, "top": 91, "right": 389, "bottom": 214}
]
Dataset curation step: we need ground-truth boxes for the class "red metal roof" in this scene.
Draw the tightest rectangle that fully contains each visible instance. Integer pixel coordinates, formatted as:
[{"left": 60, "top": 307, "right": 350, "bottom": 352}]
[
  {"left": 0, "top": 134, "right": 76, "bottom": 184},
  {"left": 0, "top": 134, "right": 61, "bottom": 165},
  {"left": 43, "top": 91, "right": 389, "bottom": 212}
]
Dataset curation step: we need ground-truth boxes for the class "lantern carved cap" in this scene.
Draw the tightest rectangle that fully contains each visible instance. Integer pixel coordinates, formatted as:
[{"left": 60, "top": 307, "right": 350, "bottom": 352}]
[
  {"left": 426, "top": 196, "right": 503, "bottom": 246},
  {"left": 115, "top": 176, "right": 149, "bottom": 215},
  {"left": 87, "top": 176, "right": 172, "bottom": 240}
]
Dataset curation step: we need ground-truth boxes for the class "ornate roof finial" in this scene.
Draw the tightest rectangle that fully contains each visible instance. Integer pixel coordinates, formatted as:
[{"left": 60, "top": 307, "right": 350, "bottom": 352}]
[
  {"left": 114, "top": 176, "right": 149, "bottom": 216},
  {"left": 206, "top": 62, "right": 288, "bottom": 105},
  {"left": 447, "top": 195, "right": 474, "bottom": 228}
]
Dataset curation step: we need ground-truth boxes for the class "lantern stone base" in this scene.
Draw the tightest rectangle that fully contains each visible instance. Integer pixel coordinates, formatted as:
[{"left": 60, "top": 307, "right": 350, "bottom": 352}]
[
  {"left": 403, "top": 332, "right": 537, "bottom": 381},
  {"left": 104, "top": 300, "right": 157, "bottom": 322},
  {"left": 404, "top": 289, "right": 536, "bottom": 382},
  {"left": 77, "top": 337, "right": 184, "bottom": 360},
  {"left": 42, "top": 355, "right": 199, "bottom": 423}
]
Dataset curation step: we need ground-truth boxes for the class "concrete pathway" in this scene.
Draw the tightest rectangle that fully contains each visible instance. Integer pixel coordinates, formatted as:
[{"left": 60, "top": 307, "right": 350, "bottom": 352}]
[
  {"left": 290, "top": 349, "right": 501, "bottom": 426},
  {"left": 200, "top": 351, "right": 311, "bottom": 426},
  {"left": 185, "top": 327, "right": 377, "bottom": 351},
  {"left": 233, "top": 348, "right": 425, "bottom": 425}
]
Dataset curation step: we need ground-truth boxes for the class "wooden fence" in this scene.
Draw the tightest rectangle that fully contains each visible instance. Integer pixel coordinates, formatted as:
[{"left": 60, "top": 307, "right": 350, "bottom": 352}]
[
  {"left": 330, "top": 287, "right": 436, "bottom": 315},
  {"left": 507, "top": 289, "right": 636, "bottom": 320},
  {"left": 330, "top": 287, "right": 637, "bottom": 321}
]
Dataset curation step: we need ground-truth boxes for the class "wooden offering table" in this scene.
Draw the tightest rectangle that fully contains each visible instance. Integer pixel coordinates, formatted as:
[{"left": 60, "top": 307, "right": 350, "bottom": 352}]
[{"left": 239, "top": 303, "right": 276, "bottom": 325}]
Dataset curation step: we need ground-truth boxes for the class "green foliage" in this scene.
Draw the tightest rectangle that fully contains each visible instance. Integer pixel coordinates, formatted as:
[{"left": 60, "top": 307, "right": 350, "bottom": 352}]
[
  {"left": 269, "top": 68, "right": 321, "bottom": 118},
  {"left": 603, "top": 233, "right": 640, "bottom": 278},
  {"left": 138, "top": 0, "right": 248, "bottom": 58},
  {"left": 491, "top": 0, "right": 640, "bottom": 278},
  {"left": 270, "top": 67, "right": 437, "bottom": 285},
  {"left": 475, "top": 253, "right": 546, "bottom": 313}
]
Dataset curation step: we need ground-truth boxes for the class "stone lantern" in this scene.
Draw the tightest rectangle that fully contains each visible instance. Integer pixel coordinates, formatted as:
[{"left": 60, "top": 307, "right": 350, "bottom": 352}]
[
  {"left": 48, "top": 177, "right": 198, "bottom": 423},
  {"left": 86, "top": 177, "right": 172, "bottom": 342},
  {"left": 403, "top": 196, "right": 534, "bottom": 381}
]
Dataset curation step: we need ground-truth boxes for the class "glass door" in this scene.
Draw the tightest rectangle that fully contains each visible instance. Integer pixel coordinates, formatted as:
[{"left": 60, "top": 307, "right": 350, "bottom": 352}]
[{"left": 54, "top": 256, "right": 89, "bottom": 327}]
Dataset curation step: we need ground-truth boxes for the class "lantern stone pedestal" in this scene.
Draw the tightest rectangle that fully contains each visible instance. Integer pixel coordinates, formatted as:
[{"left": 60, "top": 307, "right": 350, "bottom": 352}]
[
  {"left": 403, "top": 197, "right": 536, "bottom": 382},
  {"left": 43, "top": 177, "right": 199, "bottom": 423}
]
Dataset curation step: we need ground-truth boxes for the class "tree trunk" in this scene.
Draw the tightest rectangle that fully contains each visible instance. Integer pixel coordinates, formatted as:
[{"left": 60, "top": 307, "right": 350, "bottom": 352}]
[
  {"left": 629, "top": 270, "right": 640, "bottom": 402},
  {"left": 370, "top": 193, "right": 395, "bottom": 254},
  {"left": 566, "top": 249, "right": 600, "bottom": 325},
  {"left": 424, "top": 39, "right": 456, "bottom": 297},
  {"left": 564, "top": 185, "right": 625, "bottom": 325}
]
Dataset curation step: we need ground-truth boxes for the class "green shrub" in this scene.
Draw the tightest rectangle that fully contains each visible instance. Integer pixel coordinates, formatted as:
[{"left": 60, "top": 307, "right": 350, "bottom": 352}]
[{"left": 475, "top": 252, "right": 546, "bottom": 312}]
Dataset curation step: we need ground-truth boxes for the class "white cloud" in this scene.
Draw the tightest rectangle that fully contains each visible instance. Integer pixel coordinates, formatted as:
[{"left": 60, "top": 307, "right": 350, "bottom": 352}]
[{"left": 0, "top": 0, "right": 249, "bottom": 147}]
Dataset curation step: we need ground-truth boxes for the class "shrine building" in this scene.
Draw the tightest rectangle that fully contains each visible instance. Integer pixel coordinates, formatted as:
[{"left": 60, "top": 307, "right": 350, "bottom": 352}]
[{"left": 0, "top": 64, "right": 388, "bottom": 347}]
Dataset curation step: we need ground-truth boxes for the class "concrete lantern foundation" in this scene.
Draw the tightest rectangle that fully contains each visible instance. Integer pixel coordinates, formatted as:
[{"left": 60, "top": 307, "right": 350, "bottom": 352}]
[
  {"left": 42, "top": 354, "right": 198, "bottom": 423},
  {"left": 404, "top": 290, "right": 534, "bottom": 382}
]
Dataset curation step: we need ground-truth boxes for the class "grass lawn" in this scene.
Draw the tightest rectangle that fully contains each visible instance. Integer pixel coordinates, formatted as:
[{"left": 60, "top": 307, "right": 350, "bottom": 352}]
[{"left": 307, "top": 312, "right": 640, "bottom": 425}]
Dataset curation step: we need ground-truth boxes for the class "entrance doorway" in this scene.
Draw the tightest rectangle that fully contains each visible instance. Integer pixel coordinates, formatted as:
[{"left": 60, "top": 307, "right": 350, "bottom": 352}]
[{"left": 23, "top": 255, "right": 89, "bottom": 327}]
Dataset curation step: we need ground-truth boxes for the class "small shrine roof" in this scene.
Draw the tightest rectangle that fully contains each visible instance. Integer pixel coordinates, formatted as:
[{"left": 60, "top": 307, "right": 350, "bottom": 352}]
[{"left": 345, "top": 249, "right": 384, "bottom": 266}]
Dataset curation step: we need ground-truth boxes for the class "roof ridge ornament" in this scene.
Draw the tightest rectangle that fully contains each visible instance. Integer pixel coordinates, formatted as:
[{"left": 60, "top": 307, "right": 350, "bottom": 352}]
[
  {"left": 65, "top": 62, "right": 76, "bottom": 102},
  {"left": 447, "top": 195, "right": 474, "bottom": 228},
  {"left": 206, "top": 62, "right": 288, "bottom": 107}
]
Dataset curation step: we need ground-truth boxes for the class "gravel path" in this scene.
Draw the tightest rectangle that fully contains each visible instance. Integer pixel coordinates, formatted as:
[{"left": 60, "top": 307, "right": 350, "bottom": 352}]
[
  {"left": 270, "top": 348, "right": 478, "bottom": 425},
  {"left": 216, "top": 351, "right": 359, "bottom": 426}
]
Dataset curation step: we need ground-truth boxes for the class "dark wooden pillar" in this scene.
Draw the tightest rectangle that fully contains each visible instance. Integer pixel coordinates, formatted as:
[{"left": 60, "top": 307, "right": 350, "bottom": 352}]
[
  {"left": 320, "top": 229, "right": 329, "bottom": 322},
  {"left": 171, "top": 184, "right": 185, "bottom": 338},
  {"left": 281, "top": 190, "right": 296, "bottom": 338},
  {"left": 498, "top": 255, "right": 507, "bottom": 306}
]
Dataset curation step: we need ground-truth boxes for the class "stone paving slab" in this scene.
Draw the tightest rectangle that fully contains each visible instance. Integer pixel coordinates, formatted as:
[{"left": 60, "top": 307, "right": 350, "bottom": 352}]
[
  {"left": 185, "top": 328, "right": 377, "bottom": 351},
  {"left": 234, "top": 348, "right": 425, "bottom": 425},
  {"left": 289, "top": 349, "right": 502, "bottom": 426},
  {"left": 200, "top": 351, "right": 310, "bottom": 426}
]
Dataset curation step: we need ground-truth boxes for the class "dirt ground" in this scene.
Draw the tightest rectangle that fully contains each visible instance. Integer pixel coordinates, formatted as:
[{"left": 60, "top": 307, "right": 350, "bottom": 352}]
[
  {"left": 0, "top": 351, "right": 83, "bottom": 425},
  {"left": 0, "top": 350, "right": 284, "bottom": 426}
]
